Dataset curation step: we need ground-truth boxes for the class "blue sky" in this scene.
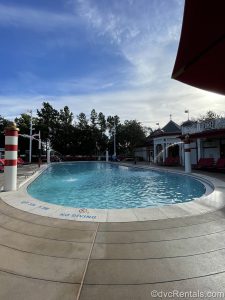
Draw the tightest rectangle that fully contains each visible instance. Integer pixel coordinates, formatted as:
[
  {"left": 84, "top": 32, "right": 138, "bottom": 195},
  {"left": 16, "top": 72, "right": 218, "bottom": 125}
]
[{"left": 0, "top": 0, "right": 224, "bottom": 128}]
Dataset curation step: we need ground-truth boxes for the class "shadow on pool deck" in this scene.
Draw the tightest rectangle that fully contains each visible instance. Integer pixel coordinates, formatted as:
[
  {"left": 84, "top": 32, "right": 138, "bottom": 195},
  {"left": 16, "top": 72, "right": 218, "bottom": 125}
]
[{"left": 0, "top": 163, "right": 225, "bottom": 299}]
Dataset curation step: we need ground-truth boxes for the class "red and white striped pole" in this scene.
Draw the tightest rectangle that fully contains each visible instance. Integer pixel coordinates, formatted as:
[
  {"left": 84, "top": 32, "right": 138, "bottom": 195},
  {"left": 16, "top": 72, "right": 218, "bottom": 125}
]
[{"left": 4, "top": 122, "right": 19, "bottom": 191}]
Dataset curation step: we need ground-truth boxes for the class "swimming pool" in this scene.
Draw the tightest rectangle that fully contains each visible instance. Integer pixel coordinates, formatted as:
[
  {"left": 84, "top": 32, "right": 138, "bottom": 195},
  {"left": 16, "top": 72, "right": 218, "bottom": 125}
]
[{"left": 27, "top": 162, "right": 208, "bottom": 209}]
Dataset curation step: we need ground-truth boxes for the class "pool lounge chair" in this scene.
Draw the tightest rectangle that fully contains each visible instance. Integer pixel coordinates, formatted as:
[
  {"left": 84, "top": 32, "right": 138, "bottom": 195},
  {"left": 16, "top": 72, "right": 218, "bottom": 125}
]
[
  {"left": 17, "top": 157, "right": 25, "bottom": 166},
  {"left": 0, "top": 158, "right": 29, "bottom": 171},
  {"left": 215, "top": 158, "right": 225, "bottom": 172},
  {"left": 193, "top": 158, "right": 214, "bottom": 170},
  {"left": 164, "top": 156, "right": 180, "bottom": 166},
  {"left": 0, "top": 159, "right": 5, "bottom": 172}
]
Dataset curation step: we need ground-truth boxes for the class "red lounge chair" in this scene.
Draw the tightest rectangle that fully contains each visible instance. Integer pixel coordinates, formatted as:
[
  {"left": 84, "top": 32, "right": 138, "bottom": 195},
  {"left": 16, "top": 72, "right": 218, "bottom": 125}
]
[
  {"left": 17, "top": 157, "right": 25, "bottom": 165},
  {"left": 215, "top": 158, "right": 225, "bottom": 171},
  {"left": 193, "top": 158, "right": 214, "bottom": 170},
  {"left": 0, "top": 159, "right": 5, "bottom": 172},
  {"left": 164, "top": 156, "right": 180, "bottom": 166}
]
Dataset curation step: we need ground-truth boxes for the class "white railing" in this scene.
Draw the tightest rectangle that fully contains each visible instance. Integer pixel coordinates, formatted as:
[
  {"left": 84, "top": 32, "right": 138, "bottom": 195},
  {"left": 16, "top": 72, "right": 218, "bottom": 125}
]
[
  {"left": 182, "top": 118, "right": 225, "bottom": 135},
  {"left": 182, "top": 123, "right": 198, "bottom": 135}
]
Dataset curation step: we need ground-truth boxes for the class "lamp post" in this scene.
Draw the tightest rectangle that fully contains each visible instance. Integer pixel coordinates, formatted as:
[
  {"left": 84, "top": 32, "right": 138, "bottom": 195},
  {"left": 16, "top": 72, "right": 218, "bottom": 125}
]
[
  {"left": 46, "top": 138, "right": 49, "bottom": 164},
  {"left": 38, "top": 131, "right": 41, "bottom": 153},
  {"left": 28, "top": 110, "right": 33, "bottom": 163},
  {"left": 113, "top": 120, "right": 116, "bottom": 157},
  {"left": 33, "top": 131, "right": 42, "bottom": 167},
  {"left": 106, "top": 149, "right": 109, "bottom": 162}
]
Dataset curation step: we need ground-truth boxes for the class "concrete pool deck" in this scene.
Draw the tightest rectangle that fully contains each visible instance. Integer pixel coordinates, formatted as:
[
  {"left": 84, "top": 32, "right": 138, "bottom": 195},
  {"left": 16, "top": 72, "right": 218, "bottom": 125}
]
[{"left": 0, "top": 163, "right": 225, "bottom": 299}]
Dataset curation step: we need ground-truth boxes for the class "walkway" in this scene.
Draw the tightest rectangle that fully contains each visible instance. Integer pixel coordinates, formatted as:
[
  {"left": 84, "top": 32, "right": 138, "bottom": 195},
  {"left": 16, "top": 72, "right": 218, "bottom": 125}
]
[{"left": 0, "top": 164, "right": 225, "bottom": 299}]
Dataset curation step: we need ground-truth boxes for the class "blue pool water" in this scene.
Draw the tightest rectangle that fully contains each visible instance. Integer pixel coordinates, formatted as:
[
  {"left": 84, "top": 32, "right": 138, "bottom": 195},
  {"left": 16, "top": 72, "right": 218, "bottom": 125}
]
[{"left": 27, "top": 162, "right": 207, "bottom": 209}]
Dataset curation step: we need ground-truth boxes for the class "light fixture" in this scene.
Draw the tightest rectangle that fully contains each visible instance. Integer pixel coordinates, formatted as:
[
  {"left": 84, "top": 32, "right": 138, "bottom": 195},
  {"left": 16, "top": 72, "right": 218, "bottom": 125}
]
[{"left": 184, "top": 109, "right": 189, "bottom": 120}]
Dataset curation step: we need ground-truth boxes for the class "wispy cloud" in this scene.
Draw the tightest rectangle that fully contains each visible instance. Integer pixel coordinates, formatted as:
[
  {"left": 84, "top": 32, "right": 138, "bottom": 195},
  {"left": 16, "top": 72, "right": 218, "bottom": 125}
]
[
  {"left": 75, "top": 0, "right": 183, "bottom": 88},
  {"left": 1, "top": 0, "right": 224, "bottom": 129},
  {"left": 0, "top": 3, "right": 80, "bottom": 31},
  {"left": 0, "top": 0, "right": 183, "bottom": 90},
  {"left": 0, "top": 69, "right": 125, "bottom": 96},
  {"left": 2, "top": 84, "right": 225, "bottom": 129}
]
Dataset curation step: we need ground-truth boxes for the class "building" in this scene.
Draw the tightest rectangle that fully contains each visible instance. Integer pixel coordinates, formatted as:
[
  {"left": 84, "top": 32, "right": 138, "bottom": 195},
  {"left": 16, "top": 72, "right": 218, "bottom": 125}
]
[
  {"left": 134, "top": 136, "right": 153, "bottom": 162},
  {"left": 134, "top": 119, "right": 182, "bottom": 164},
  {"left": 135, "top": 116, "right": 225, "bottom": 169},
  {"left": 152, "top": 120, "right": 182, "bottom": 164},
  {"left": 180, "top": 117, "right": 225, "bottom": 165}
]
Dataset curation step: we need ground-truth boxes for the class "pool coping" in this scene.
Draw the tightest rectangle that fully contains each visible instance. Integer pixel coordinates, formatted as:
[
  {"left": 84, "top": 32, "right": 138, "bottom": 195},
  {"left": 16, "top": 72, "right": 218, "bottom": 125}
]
[{"left": 1, "top": 162, "right": 225, "bottom": 222}]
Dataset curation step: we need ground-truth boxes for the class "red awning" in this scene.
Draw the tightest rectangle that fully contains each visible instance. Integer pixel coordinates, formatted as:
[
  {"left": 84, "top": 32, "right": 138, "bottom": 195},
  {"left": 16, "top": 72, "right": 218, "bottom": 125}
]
[{"left": 172, "top": 0, "right": 225, "bottom": 95}]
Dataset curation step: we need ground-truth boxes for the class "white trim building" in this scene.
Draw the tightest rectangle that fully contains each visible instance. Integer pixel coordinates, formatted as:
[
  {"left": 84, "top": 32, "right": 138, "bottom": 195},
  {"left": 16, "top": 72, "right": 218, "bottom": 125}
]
[
  {"left": 152, "top": 120, "right": 182, "bottom": 164},
  {"left": 180, "top": 118, "right": 225, "bottom": 165}
]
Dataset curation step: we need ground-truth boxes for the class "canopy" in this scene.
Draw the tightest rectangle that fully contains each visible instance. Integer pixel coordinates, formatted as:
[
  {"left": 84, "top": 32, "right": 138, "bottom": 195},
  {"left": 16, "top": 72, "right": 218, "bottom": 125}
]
[{"left": 172, "top": 0, "right": 225, "bottom": 95}]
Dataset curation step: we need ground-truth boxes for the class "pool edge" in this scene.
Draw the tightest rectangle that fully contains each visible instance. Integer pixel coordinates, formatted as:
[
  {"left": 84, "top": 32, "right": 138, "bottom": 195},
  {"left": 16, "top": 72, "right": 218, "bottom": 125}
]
[{"left": 1, "top": 162, "right": 225, "bottom": 223}]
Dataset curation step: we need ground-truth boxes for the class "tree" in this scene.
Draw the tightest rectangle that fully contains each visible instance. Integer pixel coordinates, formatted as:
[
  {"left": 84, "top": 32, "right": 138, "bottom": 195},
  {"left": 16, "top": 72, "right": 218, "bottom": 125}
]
[
  {"left": 97, "top": 112, "right": 108, "bottom": 152},
  {"left": 36, "top": 102, "right": 59, "bottom": 143},
  {"left": 74, "top": 111, "right": 109, "bottom": 155},
  {"left": 107, "top": 115, "right": 120, "bottom": 133},
  {"left": 98, "top": 112, "right": 107, "bottom": 133},
  {"left": 15, "top": 113, "right": 32, "bottom": 134},
  {"left": 52, "top": 106, "right": 74, "bottom": 155},
  {"left": 0, "top": 116, "right": 9, "bottom": 148},
  {"left": 143, "top": 126, "right": 153, "bottom": 137},
  {"left": 15, "top": 113, "right": 33, "bottom": 157},
  {"left": 59, "top": 106, "right": 73, "bottom": 126},
  {"left": 0, "top": 115, "right": 9, "bottom": 131},
  {"left": 198, "top": 110, "right": 221, "bottom": 121},
  {"left": 90, "top": 109, "right": 98, "bottom": 128},
  {"left": 11, "top": 102, "right": 149, "bottom": 158},
  {"left": 116, "top": 120, "right": 147, "bottom": 155},
  {"left": 76, "top": 112, "right": 89, "bottom": 130}
]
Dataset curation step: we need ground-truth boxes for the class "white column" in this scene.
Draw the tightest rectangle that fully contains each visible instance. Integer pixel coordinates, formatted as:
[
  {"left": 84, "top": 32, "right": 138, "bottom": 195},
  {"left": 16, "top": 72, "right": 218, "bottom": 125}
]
[
  {"left": 153, "top": 142, "right": 157, "bottom": 163},
  {"left": 47, "top": 149, "right": 51, "bottom": 164},
  {"left": 162, "top": 143, "right": 165, "bottom": 163},
  {"left": 165, "top": 141, "right": 168, "bottom": 158},
  {"left": 197, "top": 138, "right": 201, "bottom": 162},
  {"left": 106, "top": 150, "right": 109, "bottom": 162},
  {"left": 184, "top": 136, "right": 191, "bottom": 173},
  {"left": 179, "top": 144, "right": 182, "bottom": 165},
  {"left": 182, "top": 143, "right": 185, "bottom": 166}
]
